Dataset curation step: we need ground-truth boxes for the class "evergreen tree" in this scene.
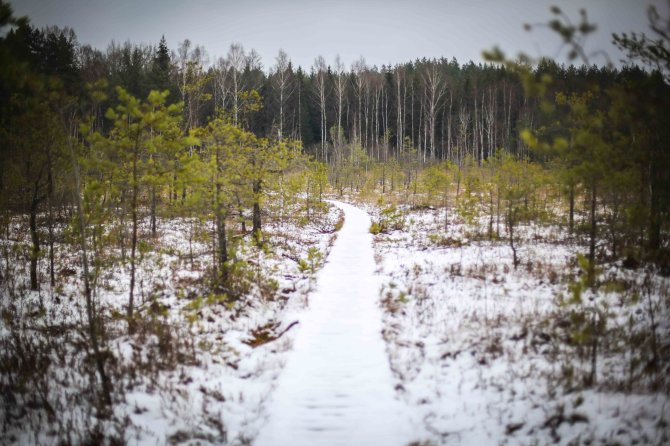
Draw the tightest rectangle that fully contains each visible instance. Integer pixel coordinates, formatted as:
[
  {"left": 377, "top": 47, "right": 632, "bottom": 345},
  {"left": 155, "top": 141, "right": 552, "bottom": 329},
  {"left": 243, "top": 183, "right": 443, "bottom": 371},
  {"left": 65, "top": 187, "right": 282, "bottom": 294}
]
[
  {"left": 149, "top": 35, "right": 175, "bottom": 100},
  {"left": 86, "top": 87, "right": 188, "bottom": 324}
]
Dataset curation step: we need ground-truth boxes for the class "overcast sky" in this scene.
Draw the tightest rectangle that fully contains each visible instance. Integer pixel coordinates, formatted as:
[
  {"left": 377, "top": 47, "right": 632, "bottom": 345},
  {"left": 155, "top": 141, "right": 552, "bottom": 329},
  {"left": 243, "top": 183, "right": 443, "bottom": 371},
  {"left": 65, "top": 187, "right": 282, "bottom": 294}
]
[{"left": 9, "top": 0, "right": 668, "bottom": 71}]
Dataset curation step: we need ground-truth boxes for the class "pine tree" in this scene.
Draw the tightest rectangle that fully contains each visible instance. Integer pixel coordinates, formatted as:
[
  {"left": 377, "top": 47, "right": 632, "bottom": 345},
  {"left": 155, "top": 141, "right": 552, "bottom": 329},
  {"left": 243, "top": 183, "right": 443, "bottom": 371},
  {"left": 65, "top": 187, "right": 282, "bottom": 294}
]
[
  {"left": 150, "top": 35, "right": 174, "bottom": 99},
  {"left": 87, "top": 87, "right": 188, "bottom": 325}
]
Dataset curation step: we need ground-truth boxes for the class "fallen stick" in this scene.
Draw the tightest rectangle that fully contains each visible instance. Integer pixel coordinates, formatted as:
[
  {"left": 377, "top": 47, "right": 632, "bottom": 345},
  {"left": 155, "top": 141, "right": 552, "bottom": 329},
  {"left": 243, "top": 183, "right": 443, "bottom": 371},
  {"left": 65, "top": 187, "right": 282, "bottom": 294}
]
[{"left": 244, "top": 320, "right": 300, "bottom": 348}]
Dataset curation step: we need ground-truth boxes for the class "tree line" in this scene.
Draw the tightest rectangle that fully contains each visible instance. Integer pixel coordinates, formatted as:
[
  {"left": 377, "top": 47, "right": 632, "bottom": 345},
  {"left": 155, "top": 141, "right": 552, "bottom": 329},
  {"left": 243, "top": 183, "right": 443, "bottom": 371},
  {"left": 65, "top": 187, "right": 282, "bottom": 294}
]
[
  {"left": 2, "top": 15, "right": 653, "bottom": 161},
  {"left": 1, "top": 3, "right": 668, "bottom": 278},
  {"left": 1, "top": 4, "right": 668, "bottom": 269}
]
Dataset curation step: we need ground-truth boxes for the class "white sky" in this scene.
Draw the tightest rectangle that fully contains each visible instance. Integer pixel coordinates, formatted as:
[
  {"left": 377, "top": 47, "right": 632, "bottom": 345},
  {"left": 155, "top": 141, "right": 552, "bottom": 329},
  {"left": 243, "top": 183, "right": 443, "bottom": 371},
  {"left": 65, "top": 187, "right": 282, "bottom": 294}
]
[{"left": 9, "top": 0, "right": 668, "bottom": 70}]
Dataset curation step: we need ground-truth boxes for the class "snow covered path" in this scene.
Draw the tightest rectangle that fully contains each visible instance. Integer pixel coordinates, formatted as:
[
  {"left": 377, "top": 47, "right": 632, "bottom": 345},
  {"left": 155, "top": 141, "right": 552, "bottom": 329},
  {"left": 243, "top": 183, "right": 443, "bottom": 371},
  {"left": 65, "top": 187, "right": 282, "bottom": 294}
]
[{"left": 256, "top": 201, "right": 413, "bottom": 446}]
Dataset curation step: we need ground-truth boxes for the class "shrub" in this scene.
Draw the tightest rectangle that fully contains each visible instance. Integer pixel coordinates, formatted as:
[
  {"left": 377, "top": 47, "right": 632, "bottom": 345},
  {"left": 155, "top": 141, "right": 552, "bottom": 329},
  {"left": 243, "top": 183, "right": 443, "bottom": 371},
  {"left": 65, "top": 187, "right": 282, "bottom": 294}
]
[{"left": 370, "top": 205, "right": 405, "bottom": 234}]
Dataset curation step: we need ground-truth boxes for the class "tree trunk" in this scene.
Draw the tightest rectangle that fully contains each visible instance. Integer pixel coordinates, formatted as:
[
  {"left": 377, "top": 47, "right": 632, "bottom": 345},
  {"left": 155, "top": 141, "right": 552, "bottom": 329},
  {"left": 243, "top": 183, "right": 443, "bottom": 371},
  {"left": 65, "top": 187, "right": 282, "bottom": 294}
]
[
  {"left": 67, "top": 126, "right": 112, "bottom": 408},
  {"left": 172, "top": 171, "right": 178, "bottom": 203},
  {"left": 120, "top": 188, "right": 127, "bottom": 261},
  {"left": 588, "top": 312, "right": 598, "bottom": 386},
  {"left": 29, "top": 185, "right": 41, "bottom": 291},
  {"left": 279, "top": 88, "right": 284, "bottom": 141},
  {"left": 444, "top": 188, "right": 449, "bottom": 230},
  {"left": 216, "top": 211, "right": 228, "bottom": 285},
  {"left": 489, "top": 190, "right": 494, "bottom": 238},
  {"left": 47, "top": 150, "right": 55, "bottom": 288},
  {"left": 509, "top": 217, "right": 518, "bottom": 269},
  {"left": 150, "top": 186, "right": 157, "bottom": 237},
  {"left": 215, "top": 146, "right": 229, "bottom": 286},
  {"left": 48, "top": 209, "right": 55, "bottom": 288},
  {"left": 496, "top": 184, "right": 501, "bottom": 237},
  {"left": 508, "top": 205, "right": 518, "bottom": 269},
  {"left": 235, "top": 194, "right": 247, "bottom": 233},
  {"left": 568, "top": 183, "right": 575, "bottom": 233},
  {"left": 252, "top": 179, "right": 262, "bottom": 244},
  {"left": 128, "top": 143, "right": 139, "bottom": 324},
  {"left": 588, "top": 181, "right": 597, "bottom": 287},
  {"left": 648, "top": 160, "right": 660, "bottom": 253}
]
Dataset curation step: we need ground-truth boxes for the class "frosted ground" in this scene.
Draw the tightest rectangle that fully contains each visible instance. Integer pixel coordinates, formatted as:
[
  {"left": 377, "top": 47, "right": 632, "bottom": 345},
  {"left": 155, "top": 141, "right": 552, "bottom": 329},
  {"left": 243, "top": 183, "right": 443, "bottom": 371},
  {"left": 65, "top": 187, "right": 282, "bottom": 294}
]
[
  {"left": 368, "top": 201, "right": 670, "bottom": 445},
  {"left": 1, "top": 198, "right": 668, "bottom": 445},
  {"left": 1, "top": 201, "right": 343, "bottom": 444}
]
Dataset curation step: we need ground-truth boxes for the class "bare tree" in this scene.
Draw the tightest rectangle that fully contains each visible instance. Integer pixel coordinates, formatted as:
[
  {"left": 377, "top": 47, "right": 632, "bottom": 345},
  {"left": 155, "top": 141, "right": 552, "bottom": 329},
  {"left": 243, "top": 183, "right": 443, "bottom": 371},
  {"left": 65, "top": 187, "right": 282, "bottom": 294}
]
[
  {"left": 445, "top": 88, "right": 453, "bottom": 160},
  {"left": 312, "top": 55, "right": 329, "bottom": 161},
  {"left": 332, "top": 55, "right": 347, "bottom": 150},
  {"left": 422, "top": 63, "right": 446, "bottom": 160},
  {"left": 214, "top": 57, "right": 231, "bottom": 115},
  {"left": 395, "top": 66, "right": 406, "bottom": 154},
  {"left": 227, "top": 42, "right": 246, "bottom": 126},
  {"left": 458, "top": 103, "right": 470, "bottom": 165},
  {"left": 272, "top": 49, "right": 293, "bottom": 140},
  {"left": 484, "top": 87, "right": 496, "bottom": 159},
  {"left": 372, "top": 72, "right": 382, "bottom": 159},
  {"left": 352, "top": 56, "right": 367, "bottom": 150},
  {"left": 246, "top": 48, "right": 263, "bottom": 71},
  {"left": 176, "top": 38, "right": 191, "bottom": 112},
  {"left": 176, "top": 39, "right": 209, "bottom": 132}
]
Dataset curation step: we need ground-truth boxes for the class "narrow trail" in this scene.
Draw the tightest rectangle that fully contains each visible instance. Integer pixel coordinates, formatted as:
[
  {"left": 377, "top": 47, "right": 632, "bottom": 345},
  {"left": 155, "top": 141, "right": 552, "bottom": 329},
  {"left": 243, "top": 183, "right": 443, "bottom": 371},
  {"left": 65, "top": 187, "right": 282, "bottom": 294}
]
[{"left": 255, "top": 201, "right": 413, "bottom": 446}]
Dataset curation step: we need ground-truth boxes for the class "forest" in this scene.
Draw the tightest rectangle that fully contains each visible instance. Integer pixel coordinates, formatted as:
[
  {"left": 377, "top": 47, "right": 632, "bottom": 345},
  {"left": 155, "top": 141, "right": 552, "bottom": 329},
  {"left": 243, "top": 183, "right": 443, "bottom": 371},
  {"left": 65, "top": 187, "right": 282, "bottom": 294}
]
[{"left": 1, "top": 0, "right": 669, "bottom": 444}]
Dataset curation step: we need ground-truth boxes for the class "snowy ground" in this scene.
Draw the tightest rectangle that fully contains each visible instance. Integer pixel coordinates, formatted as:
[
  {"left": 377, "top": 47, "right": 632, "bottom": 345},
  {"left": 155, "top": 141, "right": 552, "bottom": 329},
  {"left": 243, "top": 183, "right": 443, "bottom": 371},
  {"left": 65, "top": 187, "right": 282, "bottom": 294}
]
[
  {"left": 2, "top": 196, "right": 669, "bottom": 445},
  {"left": 257, "top": 201, "right": 416, "bottom": 446},
  {"left": 368, "top": 202, "right": 670, "bottom": 445},
  {"left": 1, "top": 201, "right": 342, "bottom": 445}
]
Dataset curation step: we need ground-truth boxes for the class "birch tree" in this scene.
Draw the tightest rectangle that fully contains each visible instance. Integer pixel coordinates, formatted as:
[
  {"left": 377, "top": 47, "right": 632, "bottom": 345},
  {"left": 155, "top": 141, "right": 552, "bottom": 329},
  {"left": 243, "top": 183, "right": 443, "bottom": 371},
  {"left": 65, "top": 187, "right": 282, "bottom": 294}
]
[
  {"left": 332, "top": 55, "right": 346, "bottom": 150},
  {"left": 312, "top": 55, "right": 328, "bottom": 161},
  {"left": 227, "top": 42, "right": 246, "bottom": 126},
  {"left": 176, "top": 39, "right": 210, "bottom": 132},
  {"left": 423, "top": 62, "right": 446, "bottom": 160},
  {"left": 272, "top": 49, "right": 293, "bottom": 141},
  {"left": 352, "top": 57, "right": 367, "bottom": 148},
  {"left": 214, "top": 56, "right": 231, "bottom": 115},
  {"left": 395, "top": 66, "right": 406, "bottom": 154}
]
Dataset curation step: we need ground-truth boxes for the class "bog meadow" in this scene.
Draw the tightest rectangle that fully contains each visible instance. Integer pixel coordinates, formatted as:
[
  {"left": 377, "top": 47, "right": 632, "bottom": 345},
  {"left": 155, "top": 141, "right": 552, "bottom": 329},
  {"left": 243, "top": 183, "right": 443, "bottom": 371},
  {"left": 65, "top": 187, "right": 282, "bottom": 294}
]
[{"left": 1, "top": 1, "right": 668, "bottom": 444}]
